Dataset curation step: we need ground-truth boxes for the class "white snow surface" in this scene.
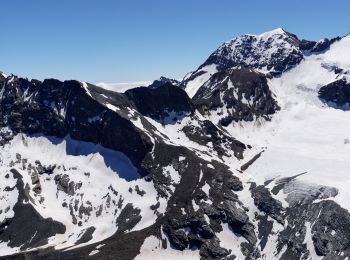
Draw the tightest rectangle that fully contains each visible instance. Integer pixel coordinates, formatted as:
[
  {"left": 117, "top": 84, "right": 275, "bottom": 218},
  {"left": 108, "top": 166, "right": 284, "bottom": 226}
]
[
  {"left": 96, "top": 81, "right": 151, "bottom": 93},
  {"left": 135, "top": 235, "right": 199, "bottom": 260},
  {"left": 225, "top": 35, "right": 350, "bottom": 211},
  {"left": 0, "top": 134, "right": 165, "bottom": 255},
  {"left": 184, "top": 64, "right": 218, "bottom": 98}
]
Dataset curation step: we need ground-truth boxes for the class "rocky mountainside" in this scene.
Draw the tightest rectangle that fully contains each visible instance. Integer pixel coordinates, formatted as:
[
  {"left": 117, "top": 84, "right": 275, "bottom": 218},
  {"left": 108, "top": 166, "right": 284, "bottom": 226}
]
[
  {"left": 0, "top": 28, "right": 350, "bottom": 260},
  {"left": 181, "top": 28, "right": 341, "bottom": 98}
]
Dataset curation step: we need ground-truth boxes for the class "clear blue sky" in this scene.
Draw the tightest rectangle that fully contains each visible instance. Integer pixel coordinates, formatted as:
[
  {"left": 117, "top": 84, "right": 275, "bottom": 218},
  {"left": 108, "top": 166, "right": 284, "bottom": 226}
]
[{"left": 1, "top": 0, "right": 349, "bottom": 83}]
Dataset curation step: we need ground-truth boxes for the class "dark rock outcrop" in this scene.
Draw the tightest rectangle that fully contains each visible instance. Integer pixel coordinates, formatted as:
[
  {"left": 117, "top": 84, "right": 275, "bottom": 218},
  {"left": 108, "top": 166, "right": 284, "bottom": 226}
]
[
  {"left": 193, "top": 68, "right": 280, "bottom": 126},
  {"left": 0, "top": 169, "right": 66, "bottom": 250},
  {"left": 319, "top": 78, "right": 350, "bottom": 107},
  {"left": 0, "top": 76, "right": 152, "bottom": 169},
  {"left": 125, "top": 83, "right": 194, "bottom": 121},
  {"left": 251, "top": 185, "right": 284, "bottom": 224},
  {"left": 183, "top": 120, "right": 246, "bottom": 158}
]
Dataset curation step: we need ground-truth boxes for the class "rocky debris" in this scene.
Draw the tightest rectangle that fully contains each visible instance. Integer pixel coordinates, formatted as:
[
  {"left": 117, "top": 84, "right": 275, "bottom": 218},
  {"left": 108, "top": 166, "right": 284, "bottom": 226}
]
[
  {"left": 134, "top": 185, "right": 146, "bottom": 196},
  {"left": 17, "top": 160, "right": 50, "bottom": 195},
  {"left": 251, "top": 185, "right": 284, "bottom": 224},
  {"left": 34, "top": 160, "right": 56, "bottom": 175},
  {"left": 76, "top": 227, "right": 96, "bottom": 244},
  {"left": 116, "top": 203, "right": 142, "bottom": 233},
  {"left": 78, "top": 203, "right": 93, "bottom": 219},
  {"left": 275, "top": 199, "right": 350, "bottom": 259},
  {"left": 0, "top": 169, "right": 66, "bottom": 250},
  {"left": 319, "top": 78, "right": 350, "bottom": 107},
  {"left": 30, "top": 169, "right": 41, "bottom": 195},
  {"left": 125, "top": 83, "right": 194, "bottom": 122},
  {"left": 311, "top": 201, "right": 350, "bottom": 257},
  {"left": 143, "top": 141, "right": 255, "bottom": 258},
  {"left": 199, "top": 238, "right": 230, "bottom": 259},
  {"left": 183, "top": 120, "right": 246, "bottom": 159},
  {"left": 253, "top": 173, "right": 347, "bottom": 259},
  {"left": 163, "top": 227, "right": 189, "bottom": 250},
  {"left": 54, "top": 174, "right": 77, "bottom": 196},
  {"left": 220, "top": 201, "right": 257, "bottom": 245},
  {"left": 193, "top": 68, "right": 280, "bottom": 126},
  {"left": 257, "top": 215, "right": 274, "bottom": 251}
]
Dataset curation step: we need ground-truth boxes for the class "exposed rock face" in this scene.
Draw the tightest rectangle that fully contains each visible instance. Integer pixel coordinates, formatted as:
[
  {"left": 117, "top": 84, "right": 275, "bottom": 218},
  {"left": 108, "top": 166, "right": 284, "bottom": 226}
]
[
  {"left": 299, "top": 37, "right": 341, "bottom": 53},
  {"left": 202, "top": 28, "right": 303, "bottom": 75},
  {"left": 251, "top": 185, "right": 284, "bottom": 224},
  {"left": 0, "top": 169, "right": 66, "bottom": 250},
  {"left": 319, "top": 78, "right": 350, "bottom": 107},
  {"left": 311, "top": 201, "right": 350, "bottom": 257},
  {"left": 193, "top": 68, "right": 280, "bottom": 126},
  {"left": 183, "top": 119, "right": 246, "bottom": 158},
  {"left": 181, "top": 28, "right": 306, "bottom": 98},
  {"left": 125, "top": 83, "right": 194, "bottom": 121},
  {"left": 0, "top": 76, "right": 152, "bottom": 168}
]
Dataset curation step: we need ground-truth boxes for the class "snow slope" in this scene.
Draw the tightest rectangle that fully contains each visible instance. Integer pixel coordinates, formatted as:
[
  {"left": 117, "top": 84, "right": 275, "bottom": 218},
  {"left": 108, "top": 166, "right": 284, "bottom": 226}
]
[
  {"left": 96, "top": 81, "right": 151, "bottom": 92},
  {"left": 0, "top": 134, "right": 165, "bottom": 255},
  {"left": 225, "top": 35, "right": 350, "bottom": 211}
]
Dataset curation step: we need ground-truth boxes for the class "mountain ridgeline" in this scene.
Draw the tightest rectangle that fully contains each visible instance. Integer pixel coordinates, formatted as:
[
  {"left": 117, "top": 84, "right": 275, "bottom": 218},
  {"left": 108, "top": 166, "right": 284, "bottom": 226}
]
[{"left": 0, "top": 28, "right": 350, "bottom": 260}]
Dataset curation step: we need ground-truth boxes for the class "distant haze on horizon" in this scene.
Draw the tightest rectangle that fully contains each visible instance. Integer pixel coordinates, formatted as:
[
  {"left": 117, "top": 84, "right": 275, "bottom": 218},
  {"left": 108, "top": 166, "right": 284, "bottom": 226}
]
[{"left": 1, "top": 0, "right": 349, "bottom": 86}]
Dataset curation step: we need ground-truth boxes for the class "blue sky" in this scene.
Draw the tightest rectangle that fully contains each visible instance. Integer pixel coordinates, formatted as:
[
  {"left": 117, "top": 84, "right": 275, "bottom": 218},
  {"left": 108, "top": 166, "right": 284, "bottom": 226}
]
[{"left": 1, "top": 0, "right": 349, "bottom": 83}]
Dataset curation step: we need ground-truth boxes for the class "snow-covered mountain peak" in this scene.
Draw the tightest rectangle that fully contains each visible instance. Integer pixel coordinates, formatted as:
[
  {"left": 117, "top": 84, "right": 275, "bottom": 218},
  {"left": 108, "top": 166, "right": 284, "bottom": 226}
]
[
  {"left": 181, "top": 28, "right": 305, "bottom": 98},
  {"left": 257, "top": 27, "right": 286, "bottom": 37},
  {"left": 237, "top": 27, "right": 294, "bottom": 43},
  {"left": 212, "top": 27, "right": 301, "bottom": 73},
  {"left": 1, "top": 28, "right": 350, "bottom": 260}
]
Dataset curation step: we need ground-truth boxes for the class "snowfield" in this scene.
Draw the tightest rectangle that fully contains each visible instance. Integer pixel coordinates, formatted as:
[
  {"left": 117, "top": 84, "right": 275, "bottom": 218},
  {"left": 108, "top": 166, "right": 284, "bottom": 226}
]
[
  {"left": 0, "top": 134, "right": 166, "bottom": 254},
  {"left": 224, "top": 35, "right": 350, "bottom": 211},
  {"left": 96, "top": 81, "right": 151, "bottom": 92}
]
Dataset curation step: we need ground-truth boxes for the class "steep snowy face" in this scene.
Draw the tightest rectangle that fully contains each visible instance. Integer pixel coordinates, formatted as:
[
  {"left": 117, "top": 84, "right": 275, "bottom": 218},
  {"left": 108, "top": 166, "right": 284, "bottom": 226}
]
[
  {"left": 0, "top": 133, "right": 162, "bottom": 256},
  {"left": 182, "top": 28, "right": 304, "bottom": 97}
]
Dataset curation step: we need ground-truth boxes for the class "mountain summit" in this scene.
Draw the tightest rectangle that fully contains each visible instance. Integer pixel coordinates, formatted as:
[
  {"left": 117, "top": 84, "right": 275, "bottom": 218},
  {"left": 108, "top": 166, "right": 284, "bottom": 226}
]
[
  {"left": 181, "top": 28, "right": 342, "bottom": 98},
  {"left": 0, "top": 29, "right": 350, "bottom": 260}
]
